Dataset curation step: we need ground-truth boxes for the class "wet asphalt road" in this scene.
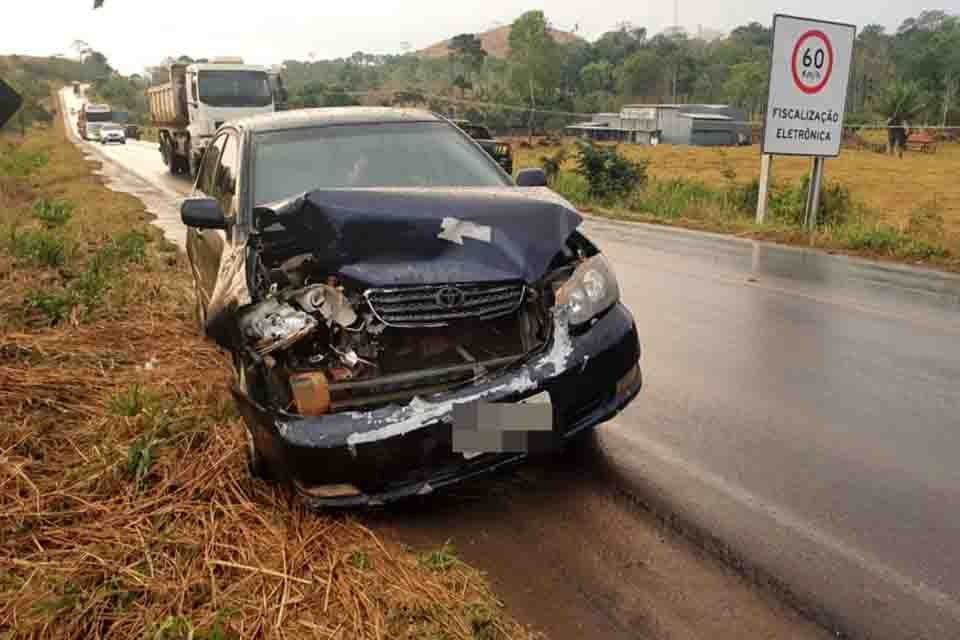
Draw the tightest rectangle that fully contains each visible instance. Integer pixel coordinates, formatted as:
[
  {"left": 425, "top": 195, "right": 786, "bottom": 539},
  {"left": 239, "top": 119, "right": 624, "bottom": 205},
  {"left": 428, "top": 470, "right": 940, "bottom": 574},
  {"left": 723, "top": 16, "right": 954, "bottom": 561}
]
[
  {"left": 61, "top": 89, "right": 960, "bottom": 638},
  {"left": 589, "top": 218, "right": 960, "bottom": 639}
]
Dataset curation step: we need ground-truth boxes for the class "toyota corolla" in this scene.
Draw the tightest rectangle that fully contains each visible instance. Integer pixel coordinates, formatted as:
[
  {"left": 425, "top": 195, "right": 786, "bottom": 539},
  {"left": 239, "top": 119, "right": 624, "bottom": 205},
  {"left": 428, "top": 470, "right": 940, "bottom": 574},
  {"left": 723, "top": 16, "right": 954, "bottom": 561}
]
[{"left": 181, "top": 107, "right": 642, "bottom": 507}]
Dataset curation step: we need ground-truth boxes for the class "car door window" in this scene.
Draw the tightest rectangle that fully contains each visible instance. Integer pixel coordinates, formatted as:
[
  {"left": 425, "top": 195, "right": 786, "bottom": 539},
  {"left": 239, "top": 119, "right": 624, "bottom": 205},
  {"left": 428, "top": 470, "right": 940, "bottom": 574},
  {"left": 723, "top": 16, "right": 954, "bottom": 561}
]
[
  {"left": 196, "top": 135, "right": 226, "bottom": 196},
  {"left": 211, "top": 134, "right": 240, "bottom": 217}
]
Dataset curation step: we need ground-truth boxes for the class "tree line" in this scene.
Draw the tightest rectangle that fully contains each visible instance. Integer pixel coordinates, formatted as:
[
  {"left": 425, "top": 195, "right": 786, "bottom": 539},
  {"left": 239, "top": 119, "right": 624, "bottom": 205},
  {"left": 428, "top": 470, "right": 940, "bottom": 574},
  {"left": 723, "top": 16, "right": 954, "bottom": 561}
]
[
  {"left": 4, "top": 9, "right": 959, "bottom": 134},
  {"left": 281, "top": 9, "right": 960, "bottom": 131}
]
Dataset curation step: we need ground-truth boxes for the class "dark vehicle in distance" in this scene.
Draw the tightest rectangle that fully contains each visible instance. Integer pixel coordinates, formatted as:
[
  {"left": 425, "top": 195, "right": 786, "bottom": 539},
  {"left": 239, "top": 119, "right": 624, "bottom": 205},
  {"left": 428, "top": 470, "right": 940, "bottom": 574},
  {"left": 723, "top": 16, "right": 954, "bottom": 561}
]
[
  {"left": 181, "top": 107, "right": 641, "bottom": 507},
  {"left": 453, "top": 119, "right": 513, "bottom": 175}
]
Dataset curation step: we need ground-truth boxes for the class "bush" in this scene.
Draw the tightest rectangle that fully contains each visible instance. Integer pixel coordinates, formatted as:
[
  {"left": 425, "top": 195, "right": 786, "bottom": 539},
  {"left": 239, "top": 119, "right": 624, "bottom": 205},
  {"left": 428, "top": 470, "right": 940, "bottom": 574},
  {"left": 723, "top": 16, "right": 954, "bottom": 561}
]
[
  {"left": 540, "top": 148, "right": 567, "bottom": 181},
  {"left": 834, "top": 223, "right": 950, "bottom": 260},
  {"left": 766, "top": 175, "right": 853, "bottom": 227},
  {"left": 33, "top": 199, "right": 75, "bottom": 228},
  {"left": 905, "top": 201, "right": 945, "bottom": 239},
  {"left": 12, "top": 229, "right": 67, "bottom": 267},
  {"left": 627, "top": 179, "right": 721, "bottom": 219},
  {"left": 24, "top": 289, "right": 73, "bottom": 326},
  {"left": 549, "top": 171, "right": 591, "bottom": 206},
  {"left": 573, "top": 142, "right": 647, "bottom": 201}
]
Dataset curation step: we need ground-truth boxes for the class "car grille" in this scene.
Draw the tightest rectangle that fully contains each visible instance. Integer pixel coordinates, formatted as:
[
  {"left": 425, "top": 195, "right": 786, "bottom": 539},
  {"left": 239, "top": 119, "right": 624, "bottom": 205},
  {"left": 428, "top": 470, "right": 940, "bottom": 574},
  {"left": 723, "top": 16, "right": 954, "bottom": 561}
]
[{"left": 365, "top": 282, "right": 526, "bottom": 327}]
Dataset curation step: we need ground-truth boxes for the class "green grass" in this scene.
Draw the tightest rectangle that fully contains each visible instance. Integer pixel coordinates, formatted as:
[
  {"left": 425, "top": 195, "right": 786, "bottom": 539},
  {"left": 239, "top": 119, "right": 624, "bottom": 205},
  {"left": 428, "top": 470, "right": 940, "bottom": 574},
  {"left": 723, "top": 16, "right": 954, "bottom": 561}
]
[
  {"left": 11, "top": 229, "right": 67, "bottom": 267},
  {"left": 418, "top": 544, "right": 459, "bottom": 572},
  {"left": 125, "top": 433, "right": 159, "bottom": 494},
  {"left": 0, "top": 145, "right": 48, "bottom": 177},
  {"left": 548, "top": 167, "right": 952, "bottom": 264},
  {"left": 23, "top": 289, "right": 73, "bottom": 326},
  {"left": 109, "top": 384, "right": 164, "bottom": 417},
  {"left": 33, "top": 198, "right": 74, "bottom": 228},
  {"left": 348, "top": 550, "right": 372, "bottom": 570}
]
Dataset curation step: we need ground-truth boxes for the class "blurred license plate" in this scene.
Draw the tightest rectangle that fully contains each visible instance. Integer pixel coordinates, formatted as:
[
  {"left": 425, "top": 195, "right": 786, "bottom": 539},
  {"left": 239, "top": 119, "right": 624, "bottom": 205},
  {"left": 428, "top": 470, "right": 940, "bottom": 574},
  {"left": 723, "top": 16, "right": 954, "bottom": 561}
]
[{"left": 458, "top": 392, "right": 553, "bottom": 459}]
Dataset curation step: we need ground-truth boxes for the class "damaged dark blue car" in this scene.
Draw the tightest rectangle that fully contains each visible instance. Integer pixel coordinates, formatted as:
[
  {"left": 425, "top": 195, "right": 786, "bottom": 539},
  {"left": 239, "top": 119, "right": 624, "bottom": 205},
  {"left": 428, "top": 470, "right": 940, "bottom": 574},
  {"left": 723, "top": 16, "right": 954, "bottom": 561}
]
[{"left": 181, "top": 107, "right": 642, "bottom": 507}]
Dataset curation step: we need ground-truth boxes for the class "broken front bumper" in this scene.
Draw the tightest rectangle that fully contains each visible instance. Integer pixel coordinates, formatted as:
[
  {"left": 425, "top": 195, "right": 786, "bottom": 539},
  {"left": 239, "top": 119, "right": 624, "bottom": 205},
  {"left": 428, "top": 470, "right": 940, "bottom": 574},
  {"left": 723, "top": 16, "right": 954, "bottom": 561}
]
[{"left": 232, "top": 302, "right": 642, "bottom": 507}]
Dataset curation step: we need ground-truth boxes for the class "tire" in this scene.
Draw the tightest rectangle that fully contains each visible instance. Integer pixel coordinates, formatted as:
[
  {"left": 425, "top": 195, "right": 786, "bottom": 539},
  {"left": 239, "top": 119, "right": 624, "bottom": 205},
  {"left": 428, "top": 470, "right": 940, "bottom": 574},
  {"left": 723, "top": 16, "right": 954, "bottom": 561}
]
[
  {"left": 187, "top": 148, "right": 199, "bottom": 180},
  {"left": 173, "top": 154, "right": 189, "bottom": 175},
  {"left": 239, "top": 365, "right": 274, "bottom": 482}
]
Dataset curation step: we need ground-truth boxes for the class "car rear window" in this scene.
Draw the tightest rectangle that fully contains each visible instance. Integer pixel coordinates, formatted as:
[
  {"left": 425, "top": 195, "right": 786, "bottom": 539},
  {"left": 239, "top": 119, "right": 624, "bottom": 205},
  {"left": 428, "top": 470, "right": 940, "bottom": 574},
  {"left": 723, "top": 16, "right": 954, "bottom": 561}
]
[{"left": 253, "top": 121, "right": 510, "bottom": 205}]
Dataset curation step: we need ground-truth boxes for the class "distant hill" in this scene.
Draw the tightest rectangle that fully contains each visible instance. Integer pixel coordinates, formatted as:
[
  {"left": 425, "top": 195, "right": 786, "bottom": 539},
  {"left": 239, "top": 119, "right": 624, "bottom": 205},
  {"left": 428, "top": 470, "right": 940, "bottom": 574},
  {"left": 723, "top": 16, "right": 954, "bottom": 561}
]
[{"left": 418, "top": 24, "right": 582, "bottom": 59}]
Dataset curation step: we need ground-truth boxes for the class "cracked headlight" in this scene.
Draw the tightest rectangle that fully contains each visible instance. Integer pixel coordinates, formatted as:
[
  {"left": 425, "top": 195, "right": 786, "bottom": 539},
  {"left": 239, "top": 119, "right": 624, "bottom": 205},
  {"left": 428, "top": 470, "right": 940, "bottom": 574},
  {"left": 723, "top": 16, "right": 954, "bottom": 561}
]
[{"left": 556, "top": 254, "right": 620, "bottom": 326}]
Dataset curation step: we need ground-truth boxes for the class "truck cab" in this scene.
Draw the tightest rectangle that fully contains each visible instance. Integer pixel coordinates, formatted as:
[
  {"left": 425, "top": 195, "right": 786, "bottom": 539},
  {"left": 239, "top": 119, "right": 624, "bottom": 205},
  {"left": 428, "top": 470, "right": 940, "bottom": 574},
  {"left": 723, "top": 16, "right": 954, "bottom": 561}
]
[
  {"left": 184, "top": 59, "right": 275, "bottom": 141},
  {"left": 149, "top": 57, "right": 277, "bottom": 177}
]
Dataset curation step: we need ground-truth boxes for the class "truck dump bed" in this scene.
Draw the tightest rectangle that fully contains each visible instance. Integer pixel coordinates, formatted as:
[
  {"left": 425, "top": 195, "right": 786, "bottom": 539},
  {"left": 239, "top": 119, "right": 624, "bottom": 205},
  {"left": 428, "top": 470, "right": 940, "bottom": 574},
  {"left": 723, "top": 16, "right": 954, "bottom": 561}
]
[{"left": 147, "top": 63, "right": 188, "bottom": 127}]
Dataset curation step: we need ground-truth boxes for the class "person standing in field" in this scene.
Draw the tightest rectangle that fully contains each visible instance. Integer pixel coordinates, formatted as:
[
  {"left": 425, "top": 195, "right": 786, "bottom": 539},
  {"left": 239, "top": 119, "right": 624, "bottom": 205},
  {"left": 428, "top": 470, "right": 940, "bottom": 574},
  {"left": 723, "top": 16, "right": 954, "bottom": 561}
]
[{"left": 887, "top": 117, "right": 908, "bottom": 158}]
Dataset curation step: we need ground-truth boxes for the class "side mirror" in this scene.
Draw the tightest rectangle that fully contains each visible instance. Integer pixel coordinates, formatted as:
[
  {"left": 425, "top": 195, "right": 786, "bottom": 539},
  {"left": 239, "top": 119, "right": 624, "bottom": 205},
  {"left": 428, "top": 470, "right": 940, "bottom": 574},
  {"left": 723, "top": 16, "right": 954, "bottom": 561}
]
[
  {"left": 516, "top": 167, "right": 548, "bottom": 187},
  {"left": 181, "top": 197, "right": 228, "bottom": 229}
]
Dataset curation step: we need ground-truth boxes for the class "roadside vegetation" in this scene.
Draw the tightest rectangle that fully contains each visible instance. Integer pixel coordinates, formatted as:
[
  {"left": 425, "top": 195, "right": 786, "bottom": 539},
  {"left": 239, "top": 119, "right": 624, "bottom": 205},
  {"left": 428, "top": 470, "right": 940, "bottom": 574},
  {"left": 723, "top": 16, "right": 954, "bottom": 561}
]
[
  {"left": 0, "top": 118, "right": 533, "bottom": 639},
  {"left": 519, "top": 141, "right": 959, "bottom": 270}
]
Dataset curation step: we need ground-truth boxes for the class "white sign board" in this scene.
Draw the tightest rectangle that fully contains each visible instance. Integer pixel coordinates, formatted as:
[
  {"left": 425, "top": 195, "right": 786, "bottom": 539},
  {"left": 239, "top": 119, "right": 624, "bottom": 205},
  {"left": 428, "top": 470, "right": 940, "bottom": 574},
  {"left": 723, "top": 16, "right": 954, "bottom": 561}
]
[{"left": 762, "top": 14, "right": 856, "bottom": 157}]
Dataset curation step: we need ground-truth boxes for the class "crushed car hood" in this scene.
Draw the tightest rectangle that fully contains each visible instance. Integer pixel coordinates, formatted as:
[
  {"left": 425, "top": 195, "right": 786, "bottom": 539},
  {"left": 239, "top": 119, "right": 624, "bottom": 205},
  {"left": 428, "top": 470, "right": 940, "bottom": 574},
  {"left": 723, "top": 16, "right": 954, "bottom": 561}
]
[{"left": 256, "top": 187, "right": 583, "bottom": 287}]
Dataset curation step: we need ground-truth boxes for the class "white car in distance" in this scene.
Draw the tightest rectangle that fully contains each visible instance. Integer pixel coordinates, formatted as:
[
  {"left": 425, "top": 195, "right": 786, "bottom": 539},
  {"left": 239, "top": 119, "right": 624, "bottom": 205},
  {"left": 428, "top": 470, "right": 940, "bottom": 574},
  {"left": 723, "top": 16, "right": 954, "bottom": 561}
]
[{"left": 99, "top": 123, "right": 127, "bottom": 145}]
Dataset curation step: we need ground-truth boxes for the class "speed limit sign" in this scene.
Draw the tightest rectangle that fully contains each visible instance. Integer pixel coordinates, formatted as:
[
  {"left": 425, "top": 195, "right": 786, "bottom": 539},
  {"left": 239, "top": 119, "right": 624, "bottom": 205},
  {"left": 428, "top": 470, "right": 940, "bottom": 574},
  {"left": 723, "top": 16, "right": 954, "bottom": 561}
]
[
  {"left": 792, "top": 30, "right": 833, "bottom": 94},
  {"left": 762, "top": 15, "right": 856, "bottom": 156}
]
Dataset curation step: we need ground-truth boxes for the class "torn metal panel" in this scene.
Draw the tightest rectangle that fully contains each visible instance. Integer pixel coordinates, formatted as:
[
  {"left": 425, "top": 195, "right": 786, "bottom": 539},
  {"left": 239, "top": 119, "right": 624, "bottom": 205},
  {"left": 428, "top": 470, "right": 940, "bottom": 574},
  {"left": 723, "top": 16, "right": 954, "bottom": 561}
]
[
  {"left": 257, "top": 187, "right": 583, "bottom": 287},
  {"left": 203, "top": 243, "right": 254, "bottom": 350}
]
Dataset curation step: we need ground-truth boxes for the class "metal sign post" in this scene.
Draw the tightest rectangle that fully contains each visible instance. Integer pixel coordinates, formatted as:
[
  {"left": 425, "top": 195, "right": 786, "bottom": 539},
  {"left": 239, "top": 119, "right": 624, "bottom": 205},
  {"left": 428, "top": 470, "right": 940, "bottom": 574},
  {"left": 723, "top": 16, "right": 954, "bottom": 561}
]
[
  {"left": 759, "top": 14, "right": 856, "bottom": 229},
  {"left": 804, "top": 156, "right": 825, "bottom": 230}
]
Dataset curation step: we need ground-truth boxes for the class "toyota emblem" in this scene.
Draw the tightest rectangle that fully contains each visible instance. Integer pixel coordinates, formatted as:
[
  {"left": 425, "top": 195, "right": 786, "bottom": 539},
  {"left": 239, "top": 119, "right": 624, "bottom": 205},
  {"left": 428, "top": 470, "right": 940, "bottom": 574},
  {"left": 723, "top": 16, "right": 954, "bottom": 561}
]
[{"left": 435, "top": 286, "right": 466, "bottom": 308}]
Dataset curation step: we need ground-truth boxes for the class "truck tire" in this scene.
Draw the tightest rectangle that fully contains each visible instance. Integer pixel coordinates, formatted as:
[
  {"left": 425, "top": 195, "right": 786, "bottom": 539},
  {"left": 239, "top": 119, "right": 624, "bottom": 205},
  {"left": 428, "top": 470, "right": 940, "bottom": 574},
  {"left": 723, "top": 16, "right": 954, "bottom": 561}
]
[{"left": 187, "top": 146, "right": 199, "bottom": 180}]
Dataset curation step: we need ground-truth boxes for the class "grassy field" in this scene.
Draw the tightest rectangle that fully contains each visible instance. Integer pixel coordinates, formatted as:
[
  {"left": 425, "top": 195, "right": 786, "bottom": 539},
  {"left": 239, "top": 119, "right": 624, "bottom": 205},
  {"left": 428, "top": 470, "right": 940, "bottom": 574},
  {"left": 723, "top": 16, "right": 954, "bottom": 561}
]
[
  {"left": 515, "top": 140, "right": 960, "bottom": 271},
  {"left": 0, "top": 119, "right": 534, "bottom": 639}
]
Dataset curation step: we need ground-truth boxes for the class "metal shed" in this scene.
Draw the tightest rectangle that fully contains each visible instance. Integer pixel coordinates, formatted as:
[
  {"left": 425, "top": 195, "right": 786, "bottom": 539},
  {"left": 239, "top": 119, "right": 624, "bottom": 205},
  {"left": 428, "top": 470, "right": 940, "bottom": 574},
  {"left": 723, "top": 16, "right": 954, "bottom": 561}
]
[{"left": 566, "top": 104, "right": 751, "bottom": 146}]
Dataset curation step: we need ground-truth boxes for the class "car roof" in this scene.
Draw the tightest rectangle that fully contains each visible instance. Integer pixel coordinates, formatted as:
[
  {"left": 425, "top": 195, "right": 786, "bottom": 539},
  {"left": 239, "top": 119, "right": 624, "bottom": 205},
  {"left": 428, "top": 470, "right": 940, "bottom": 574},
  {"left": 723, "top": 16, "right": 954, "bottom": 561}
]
[{"left": 230, "top": 107, "right": 444, "bottom": 135}]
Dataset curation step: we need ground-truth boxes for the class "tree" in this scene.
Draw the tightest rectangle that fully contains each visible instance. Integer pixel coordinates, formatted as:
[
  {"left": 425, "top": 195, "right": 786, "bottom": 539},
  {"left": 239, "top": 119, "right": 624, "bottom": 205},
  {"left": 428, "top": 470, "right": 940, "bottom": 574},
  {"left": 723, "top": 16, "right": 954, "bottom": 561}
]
[
  {"left": 722, "top": 61, "right": 767, "bottom": 115},
  {"left": 875, "top": 80, "right": 928, "bottom": 122},
  {"left": 508, "top": 10, "right": 560, "bottom": 138},
  {"left": 618, "top": 50, "right": 662, "bottom": 98},
  {"left": 927, "top": 19, "right": 960, "bottom": 125},
  {"left": 593, "top": 26, "right": 647, "bottom": 67},
  {"left": 580, "top": 61, "right": 613, "bottom": 93}
]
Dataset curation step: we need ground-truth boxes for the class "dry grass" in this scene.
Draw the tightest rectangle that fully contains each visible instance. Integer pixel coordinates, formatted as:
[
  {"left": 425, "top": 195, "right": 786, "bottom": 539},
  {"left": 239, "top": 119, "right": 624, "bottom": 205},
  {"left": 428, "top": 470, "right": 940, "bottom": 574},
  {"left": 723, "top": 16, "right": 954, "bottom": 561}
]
[
  {"left": 517, "top": 141, "right": 960, "bottom": 234},
  {"left": 514, "top": 140, "right": 960, "bottom": 270},
  {"left": 0, "top": 117, "right": 535, "bottom": 639}
]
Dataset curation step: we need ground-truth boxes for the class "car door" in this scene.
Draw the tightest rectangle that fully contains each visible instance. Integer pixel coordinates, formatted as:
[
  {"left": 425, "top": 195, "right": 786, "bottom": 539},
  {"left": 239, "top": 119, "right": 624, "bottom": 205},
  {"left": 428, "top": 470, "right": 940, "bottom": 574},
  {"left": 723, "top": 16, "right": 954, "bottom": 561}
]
[{"left": 187, "top": 134, "right": 228, "bottom": 309}]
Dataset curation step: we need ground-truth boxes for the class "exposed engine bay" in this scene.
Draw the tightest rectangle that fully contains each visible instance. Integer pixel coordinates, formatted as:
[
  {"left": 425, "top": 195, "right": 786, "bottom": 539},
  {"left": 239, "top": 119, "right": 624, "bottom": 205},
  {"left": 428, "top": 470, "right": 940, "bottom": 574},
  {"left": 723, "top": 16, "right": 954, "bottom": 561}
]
[
  {"left": 206, "top": 186, "right": 597, "bottom": 418},
  {"left": 236, "top": 237, "right": 591, "bottom": 416}
]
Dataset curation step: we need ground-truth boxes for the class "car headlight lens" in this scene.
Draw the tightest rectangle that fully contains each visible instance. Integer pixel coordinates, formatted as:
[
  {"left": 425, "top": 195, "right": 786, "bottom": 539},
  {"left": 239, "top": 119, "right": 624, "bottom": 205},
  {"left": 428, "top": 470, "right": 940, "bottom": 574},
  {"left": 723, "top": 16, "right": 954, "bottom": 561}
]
[{"left": 556, "top": 254, "right": 620, "bottom": 326}]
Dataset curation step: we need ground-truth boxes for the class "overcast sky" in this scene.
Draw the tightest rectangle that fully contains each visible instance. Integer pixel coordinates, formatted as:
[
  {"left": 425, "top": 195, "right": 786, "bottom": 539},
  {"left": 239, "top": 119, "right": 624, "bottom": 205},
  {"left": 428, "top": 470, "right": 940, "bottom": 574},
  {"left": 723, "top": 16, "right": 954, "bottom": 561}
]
[{"left": 4, "top": 1, "right": 956, "bottom": 74}]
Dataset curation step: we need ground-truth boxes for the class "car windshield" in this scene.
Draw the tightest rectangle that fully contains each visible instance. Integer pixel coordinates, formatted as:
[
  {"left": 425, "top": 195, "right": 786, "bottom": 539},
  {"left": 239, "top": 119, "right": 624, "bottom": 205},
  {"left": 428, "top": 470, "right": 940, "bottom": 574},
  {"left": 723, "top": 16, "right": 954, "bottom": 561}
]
[
  {"left": 253, "top": 121, "right": 511, "bottom": 205},
  {"left": 198, "top": 70, "right": 272, "bottom": 108}
]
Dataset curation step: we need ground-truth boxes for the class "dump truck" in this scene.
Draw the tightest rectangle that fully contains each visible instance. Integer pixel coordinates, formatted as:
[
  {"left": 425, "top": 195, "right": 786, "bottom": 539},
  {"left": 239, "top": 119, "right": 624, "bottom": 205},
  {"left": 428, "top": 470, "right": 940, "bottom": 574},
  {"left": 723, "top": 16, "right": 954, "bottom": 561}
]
[
  {"left": 78, "top": 103, "right": 112, "bottom": 141},
  {"left": 147, "top": 57, "right": 282, "bottom": 177}
]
